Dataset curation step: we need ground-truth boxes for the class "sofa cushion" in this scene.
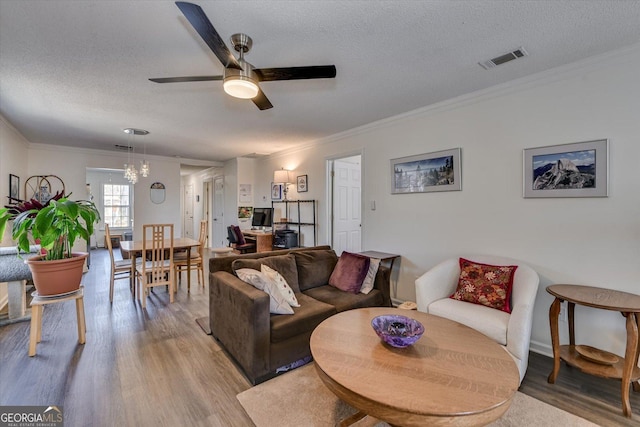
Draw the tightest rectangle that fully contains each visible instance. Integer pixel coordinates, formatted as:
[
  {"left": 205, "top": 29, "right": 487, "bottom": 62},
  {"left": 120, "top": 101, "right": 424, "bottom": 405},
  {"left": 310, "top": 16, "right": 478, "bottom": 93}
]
[
  {"left": 236, "top": 268, "right": 294, "bottom": 315},
  {"left": 303, "top": 285, "right": 383, "bottom": 313},
  {"left": 293, "top": 249, "right": 338, "bottom": 291},
  {"left": 450, "top": 257, "right": 517, "bottom": 313},
  {"left": 233, "top": 254, "right": 300, "bottom": 293},
  {"left": 270, "top": 293, "right": 336, "bottom": 343},
  {"left": 360, "top": 258, "right": 380, "bottom": 295},
  {"left": 328, "top": 251, "right": 370, "bottom": 294},
  {"left": 261, "top": 264, "right": 299, "bottom": 307},
  {"left": 428, "top": 298, "right": 510, "bottom": 345}
]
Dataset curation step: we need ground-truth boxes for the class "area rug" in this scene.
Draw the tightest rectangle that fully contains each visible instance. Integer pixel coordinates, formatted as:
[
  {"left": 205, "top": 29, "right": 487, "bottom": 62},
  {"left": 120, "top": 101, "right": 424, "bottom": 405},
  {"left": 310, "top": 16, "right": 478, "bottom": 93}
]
[
  {"left": 237, "top": 363, "right": 598, "bottom": 427},
  {"left": 195, "top": 316, "right": 211, "bottom": 335}
]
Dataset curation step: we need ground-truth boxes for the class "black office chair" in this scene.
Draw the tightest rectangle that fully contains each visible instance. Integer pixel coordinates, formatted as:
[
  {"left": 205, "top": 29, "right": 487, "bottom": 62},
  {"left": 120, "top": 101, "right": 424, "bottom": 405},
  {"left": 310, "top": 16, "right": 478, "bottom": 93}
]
[{"left": 227, "top": 226, "right": 256, "bottom": 254}]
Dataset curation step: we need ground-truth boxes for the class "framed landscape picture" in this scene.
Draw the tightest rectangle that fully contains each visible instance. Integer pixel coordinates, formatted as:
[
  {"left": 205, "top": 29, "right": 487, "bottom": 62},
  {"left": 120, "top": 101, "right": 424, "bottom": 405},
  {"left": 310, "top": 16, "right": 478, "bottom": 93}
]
[
  {"left": 523, "top": 139, "right": 608, "bottom": 198},
  {"left": 390, "top": 148, "right": 461, "bottom": 194}
]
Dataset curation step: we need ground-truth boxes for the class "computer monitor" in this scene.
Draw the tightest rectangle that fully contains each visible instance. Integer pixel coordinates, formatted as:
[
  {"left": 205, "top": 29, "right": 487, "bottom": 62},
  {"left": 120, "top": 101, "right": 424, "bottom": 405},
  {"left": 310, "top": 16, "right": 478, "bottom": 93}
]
[{"left": 252, "top": 208, "right": 273, "bottom": 228}]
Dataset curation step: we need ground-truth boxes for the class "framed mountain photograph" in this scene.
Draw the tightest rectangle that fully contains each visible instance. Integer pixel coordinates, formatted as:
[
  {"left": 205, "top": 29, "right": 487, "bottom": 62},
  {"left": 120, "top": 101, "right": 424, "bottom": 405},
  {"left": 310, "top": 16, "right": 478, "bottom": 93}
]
[{"left": 523, "top": 139, "right": 608, "bottom": 198}]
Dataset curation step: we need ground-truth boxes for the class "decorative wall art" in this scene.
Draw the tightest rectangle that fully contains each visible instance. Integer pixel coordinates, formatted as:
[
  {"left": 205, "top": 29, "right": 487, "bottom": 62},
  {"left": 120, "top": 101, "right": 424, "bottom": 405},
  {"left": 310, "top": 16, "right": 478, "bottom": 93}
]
[
  {"left": 297, "top": 175, "right": 308, "bottom": 193},
  {"left": 271, "top": 182, "right": 283, "bottom": 200},
  {"left": 239, "top": 184, "right": 252, "bottom": 203},
  {"left": 9, "top": 174, "right": 20, "bottom": 202},
  {"left": 150, "top": 182, "right": 166, "bottom": 204},
  {"left": 523, "top": 139, "right": 608, "bottom": 198},
  {"left": 238, "top": 206, "right": 253, "bottom": 219},
  {"left": 390, "top": 148, "right": 461, "bottom": 194}
]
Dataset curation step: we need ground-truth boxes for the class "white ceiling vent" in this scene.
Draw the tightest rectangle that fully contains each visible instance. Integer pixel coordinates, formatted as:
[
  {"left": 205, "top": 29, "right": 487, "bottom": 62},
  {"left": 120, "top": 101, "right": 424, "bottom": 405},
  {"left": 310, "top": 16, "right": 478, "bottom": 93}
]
[{"left": 479, "top": 47, "right": 528, "bottom": 70}]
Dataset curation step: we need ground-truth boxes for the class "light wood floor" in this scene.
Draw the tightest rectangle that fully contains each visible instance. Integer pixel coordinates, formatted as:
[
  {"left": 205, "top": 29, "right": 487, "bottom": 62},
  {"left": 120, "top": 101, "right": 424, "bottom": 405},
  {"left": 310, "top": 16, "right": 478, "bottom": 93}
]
[{"left": 1, "top": 248, "right": 638, "bottom": 426}]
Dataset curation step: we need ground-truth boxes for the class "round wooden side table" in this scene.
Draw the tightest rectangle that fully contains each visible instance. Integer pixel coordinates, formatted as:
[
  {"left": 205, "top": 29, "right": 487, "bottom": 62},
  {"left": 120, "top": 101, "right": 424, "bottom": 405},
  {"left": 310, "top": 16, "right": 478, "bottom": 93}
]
[{"left": 546, "top": 284, "right": 640, "bottom": 417}]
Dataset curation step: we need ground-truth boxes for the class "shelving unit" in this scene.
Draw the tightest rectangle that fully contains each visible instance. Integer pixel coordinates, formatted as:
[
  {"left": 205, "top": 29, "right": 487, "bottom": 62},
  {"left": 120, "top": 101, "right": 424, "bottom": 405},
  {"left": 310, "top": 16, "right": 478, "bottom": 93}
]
[{"left": 271, "top": 199, "right": 316, "bottom": 248}]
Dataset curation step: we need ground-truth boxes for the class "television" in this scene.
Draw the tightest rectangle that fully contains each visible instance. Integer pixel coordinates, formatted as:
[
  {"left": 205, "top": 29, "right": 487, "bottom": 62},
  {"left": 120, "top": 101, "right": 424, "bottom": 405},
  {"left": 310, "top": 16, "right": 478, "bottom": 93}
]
[{"left": 251, "top": 207, "right": 273, "bottom": 228}]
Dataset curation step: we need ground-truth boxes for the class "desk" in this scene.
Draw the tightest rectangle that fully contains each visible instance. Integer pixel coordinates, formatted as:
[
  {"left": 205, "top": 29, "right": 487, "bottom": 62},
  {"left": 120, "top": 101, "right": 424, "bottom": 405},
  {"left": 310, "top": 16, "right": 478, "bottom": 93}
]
[
  {"left": 241, "top": 230, "right": 274, "bottom": 253},
  {"left": 120, "top": 237, "right": 201, "bottom": 290},
  {"left": 547, "top": 284, "right": 640, "bottom": 417},
  {"left": 357, "top": 250, "right": 400, "bottom": 271},
  {"left": 311, "top": 307, "right": 519, "bottom": 426}
]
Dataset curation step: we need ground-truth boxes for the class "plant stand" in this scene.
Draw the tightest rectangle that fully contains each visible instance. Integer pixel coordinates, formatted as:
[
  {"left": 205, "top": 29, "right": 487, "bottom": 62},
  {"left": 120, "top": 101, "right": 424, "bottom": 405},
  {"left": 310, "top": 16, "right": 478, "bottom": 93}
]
[{"left": 29, "top": 287, "right": 85, "bottom": 356}]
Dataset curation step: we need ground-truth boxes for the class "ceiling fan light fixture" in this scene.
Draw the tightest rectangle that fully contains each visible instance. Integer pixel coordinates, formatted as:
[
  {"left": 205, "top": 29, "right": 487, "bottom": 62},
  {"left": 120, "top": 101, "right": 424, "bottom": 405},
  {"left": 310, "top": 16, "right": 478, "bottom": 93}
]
[
  {"left": 223, "top": 76, "right": 259, "bottom": 99},
  {"left": 223, "top": 58, "right": 259, "bottom": 99}
]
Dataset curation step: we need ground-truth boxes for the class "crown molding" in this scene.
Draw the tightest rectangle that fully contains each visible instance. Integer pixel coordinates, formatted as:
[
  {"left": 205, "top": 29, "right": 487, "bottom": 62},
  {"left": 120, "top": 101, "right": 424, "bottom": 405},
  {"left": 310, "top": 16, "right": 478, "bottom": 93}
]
[{"left": 267, "top": 42, "right": 640, "bottom": 159}]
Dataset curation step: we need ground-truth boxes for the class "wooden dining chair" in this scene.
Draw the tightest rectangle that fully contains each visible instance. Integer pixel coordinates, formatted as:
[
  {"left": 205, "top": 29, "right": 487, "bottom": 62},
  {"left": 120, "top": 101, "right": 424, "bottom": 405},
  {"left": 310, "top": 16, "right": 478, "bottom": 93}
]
[
  {"left": 105, "top": 223, "right": 137, "bottom": 302},
  {"left": 137, "top": 224, "right": 174, "bottom": 308},
  {"left": 174, "top": 220, "right": 207, "bottom": 292}
]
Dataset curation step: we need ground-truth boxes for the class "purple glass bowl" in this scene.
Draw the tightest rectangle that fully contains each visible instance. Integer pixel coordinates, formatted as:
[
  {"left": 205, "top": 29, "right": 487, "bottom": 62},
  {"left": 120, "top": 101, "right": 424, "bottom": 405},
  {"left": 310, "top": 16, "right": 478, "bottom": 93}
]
[{"left": 371, "top": 314, "right": 425, "bottom": 348}]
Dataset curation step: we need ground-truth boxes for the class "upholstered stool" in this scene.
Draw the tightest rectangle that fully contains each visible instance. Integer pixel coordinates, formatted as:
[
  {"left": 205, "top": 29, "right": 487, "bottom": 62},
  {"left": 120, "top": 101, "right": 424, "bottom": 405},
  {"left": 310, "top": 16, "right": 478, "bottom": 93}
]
[
  {"left": 28, "top": 287, "right": 86, "bottom": 356},
  {"left": 211, "top": 247, "right": 234, "bottom": 258}
]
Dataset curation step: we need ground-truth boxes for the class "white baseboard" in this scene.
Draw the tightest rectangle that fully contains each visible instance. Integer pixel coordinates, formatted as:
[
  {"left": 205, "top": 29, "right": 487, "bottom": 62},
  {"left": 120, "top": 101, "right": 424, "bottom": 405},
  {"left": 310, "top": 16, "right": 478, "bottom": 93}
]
[
  {"left": 391, "top": 297, "right": 404, "bottom": 307},
  {"left": 529, "top": 340, "right": 553, "bottom": 358}
]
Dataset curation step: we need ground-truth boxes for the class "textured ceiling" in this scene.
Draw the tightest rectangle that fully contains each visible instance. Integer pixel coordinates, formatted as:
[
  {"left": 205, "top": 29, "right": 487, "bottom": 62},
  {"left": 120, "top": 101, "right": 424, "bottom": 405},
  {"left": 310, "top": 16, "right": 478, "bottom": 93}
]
[{"left": 1, "top": 1, "right": 639, "bottom": 163}]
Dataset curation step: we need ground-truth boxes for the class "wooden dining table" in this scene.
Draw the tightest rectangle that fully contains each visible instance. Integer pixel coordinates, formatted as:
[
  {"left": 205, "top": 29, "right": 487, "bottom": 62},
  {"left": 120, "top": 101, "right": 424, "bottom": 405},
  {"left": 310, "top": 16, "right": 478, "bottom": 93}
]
[{"left": 119, "top": 237, "right": 201, "bottom": 292}]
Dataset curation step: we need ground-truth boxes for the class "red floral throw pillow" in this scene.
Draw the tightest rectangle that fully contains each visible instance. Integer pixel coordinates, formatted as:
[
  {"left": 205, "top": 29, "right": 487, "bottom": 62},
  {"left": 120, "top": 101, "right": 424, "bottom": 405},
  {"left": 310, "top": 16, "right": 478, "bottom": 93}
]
[{"left": 450, "top": 258, "right": 518, "bottom": 313}]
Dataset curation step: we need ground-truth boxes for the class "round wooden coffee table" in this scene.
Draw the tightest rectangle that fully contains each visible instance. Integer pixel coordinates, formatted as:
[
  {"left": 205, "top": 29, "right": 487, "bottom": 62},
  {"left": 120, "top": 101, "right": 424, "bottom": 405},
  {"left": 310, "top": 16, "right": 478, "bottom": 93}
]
[{"left": 310, "top": 307, "right": 520, "bottom": 427}]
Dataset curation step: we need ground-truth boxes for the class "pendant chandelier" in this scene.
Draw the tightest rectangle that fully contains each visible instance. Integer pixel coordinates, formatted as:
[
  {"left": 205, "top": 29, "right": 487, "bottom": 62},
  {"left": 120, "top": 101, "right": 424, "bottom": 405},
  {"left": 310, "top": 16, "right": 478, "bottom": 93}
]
[{"left": 123, "top": 128, "right": 150, "bottom": 183}]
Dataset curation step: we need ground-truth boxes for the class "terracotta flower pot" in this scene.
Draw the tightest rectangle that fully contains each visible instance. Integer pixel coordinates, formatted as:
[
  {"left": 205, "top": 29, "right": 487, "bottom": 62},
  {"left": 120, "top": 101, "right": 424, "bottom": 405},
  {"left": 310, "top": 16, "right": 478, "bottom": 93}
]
[{"left": 24, "top": 252, "right": 88, "bottom": 296}]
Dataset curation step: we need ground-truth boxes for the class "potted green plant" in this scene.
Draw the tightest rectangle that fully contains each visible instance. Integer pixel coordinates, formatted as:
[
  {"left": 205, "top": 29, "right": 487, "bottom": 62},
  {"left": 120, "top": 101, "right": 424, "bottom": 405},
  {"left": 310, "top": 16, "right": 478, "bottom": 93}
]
[{"left": 0, "top": 192, "right": 100, "bottom": 296}]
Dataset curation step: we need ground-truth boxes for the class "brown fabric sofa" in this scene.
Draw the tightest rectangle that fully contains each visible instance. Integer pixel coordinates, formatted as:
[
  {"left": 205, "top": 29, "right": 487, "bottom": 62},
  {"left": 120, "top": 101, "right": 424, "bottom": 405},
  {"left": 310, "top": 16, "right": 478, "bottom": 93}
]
[{"left": 209, "top": 245, "right": 391, "bottom": 384}]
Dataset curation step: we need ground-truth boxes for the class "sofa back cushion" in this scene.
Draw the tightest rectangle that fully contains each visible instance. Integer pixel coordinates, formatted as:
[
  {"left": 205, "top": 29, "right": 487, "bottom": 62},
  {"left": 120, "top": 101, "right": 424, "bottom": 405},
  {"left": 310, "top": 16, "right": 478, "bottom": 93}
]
[
  {"left": 293, "top": 249, "right": 339, "bottom": 291},
  {"left": 209, "top": 245, "right": 332, "bottom": 275},
  {"left": 328, "top": 251, "right": 371, "bottom": 294},
  {"left": 232, "top": 254, "right": 300, "bottom": 293}
]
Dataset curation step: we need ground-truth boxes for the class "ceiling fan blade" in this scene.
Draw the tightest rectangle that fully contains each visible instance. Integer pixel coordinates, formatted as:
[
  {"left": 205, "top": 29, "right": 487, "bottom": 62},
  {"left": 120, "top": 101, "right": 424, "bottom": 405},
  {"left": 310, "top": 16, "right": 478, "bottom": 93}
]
[
  {"left": 175, "top": 1, "right": 242, "bottom": 70},
  {"left": 254, "top": 65, "right": 336, "bottom": 82},
  {"left": 149, "top": 75, "right": 223, "bottom": 83},
  {"left": 252, "top": 89, "right": 273, "bottom": 110}
]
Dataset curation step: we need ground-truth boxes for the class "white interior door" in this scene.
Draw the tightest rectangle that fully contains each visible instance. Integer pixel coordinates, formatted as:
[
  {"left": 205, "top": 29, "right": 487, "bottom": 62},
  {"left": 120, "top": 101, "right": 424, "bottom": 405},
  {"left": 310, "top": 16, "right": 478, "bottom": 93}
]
[
  {"left": 332, "top": 156, "right": 362, "bottom": 255},
  {"left": 183, "top": 184, "right": 194, "bottom": 238},
  {"left": 212, "top": 176, "right": 225, "bottom": 247}
]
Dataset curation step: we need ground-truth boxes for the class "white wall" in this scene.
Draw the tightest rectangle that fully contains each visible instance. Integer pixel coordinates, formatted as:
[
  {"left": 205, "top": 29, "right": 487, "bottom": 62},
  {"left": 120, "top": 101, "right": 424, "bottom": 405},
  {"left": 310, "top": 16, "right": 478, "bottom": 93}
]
[
  {"left": 255, "top": 45, "right": 640, "bottom": 358},
  {"left": 23, "top": 144, "right": 182, "bottom": 240},
  {"left": 0, "top": 116, "right": 29, "bottom": 244},
  {"left": 0, "top": 117, "right": 30, "bottom": 308}
]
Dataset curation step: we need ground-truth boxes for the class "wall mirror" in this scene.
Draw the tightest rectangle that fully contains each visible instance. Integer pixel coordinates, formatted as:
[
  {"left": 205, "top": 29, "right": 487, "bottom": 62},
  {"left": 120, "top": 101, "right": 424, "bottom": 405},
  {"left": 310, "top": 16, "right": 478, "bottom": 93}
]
[{"left": 150, "top": 182, "right": 166, "bottom": 204}]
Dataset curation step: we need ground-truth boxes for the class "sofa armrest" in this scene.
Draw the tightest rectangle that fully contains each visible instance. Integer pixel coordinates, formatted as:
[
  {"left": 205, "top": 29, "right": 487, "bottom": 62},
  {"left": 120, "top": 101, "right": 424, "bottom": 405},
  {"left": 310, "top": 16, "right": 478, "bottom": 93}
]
[
  {"left": 506, "top": 265, "right": 540, "bottom": 363},
  {"left": 209, "top": 271, "right": 271, "bottom": 383},
  {"left": 415, "top": 258, "right": 460, "bottom": 312},
  {"left": 373, "top": 265, "right": 392, "bottom": 306}
]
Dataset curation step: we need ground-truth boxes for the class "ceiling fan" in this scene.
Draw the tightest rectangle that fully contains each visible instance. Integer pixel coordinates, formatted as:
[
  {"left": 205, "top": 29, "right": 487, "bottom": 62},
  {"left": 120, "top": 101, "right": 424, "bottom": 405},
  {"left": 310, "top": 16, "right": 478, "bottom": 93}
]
[{"left": 149, "top": 1, "right": 337, "bottom": 110}]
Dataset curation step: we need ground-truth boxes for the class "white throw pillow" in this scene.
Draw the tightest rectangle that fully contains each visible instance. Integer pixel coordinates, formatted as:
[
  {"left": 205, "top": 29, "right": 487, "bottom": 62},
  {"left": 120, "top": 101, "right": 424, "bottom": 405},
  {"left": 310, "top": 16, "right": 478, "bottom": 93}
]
[
  {"left": 236, "top": 268, "right": 294, "bottom": 315},
  {"left": 261, "top": 264, "right": 300, "bottom": 307},
  {"left": 360, "top": 258, "right": 380, "bottom": 294}
]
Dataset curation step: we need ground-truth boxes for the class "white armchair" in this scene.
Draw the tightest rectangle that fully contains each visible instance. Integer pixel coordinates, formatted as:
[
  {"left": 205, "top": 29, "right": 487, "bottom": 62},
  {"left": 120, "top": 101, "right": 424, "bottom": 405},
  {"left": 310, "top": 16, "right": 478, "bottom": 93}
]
[{"left": 415, "top": 255, "right": 539, "bottom": 384}]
